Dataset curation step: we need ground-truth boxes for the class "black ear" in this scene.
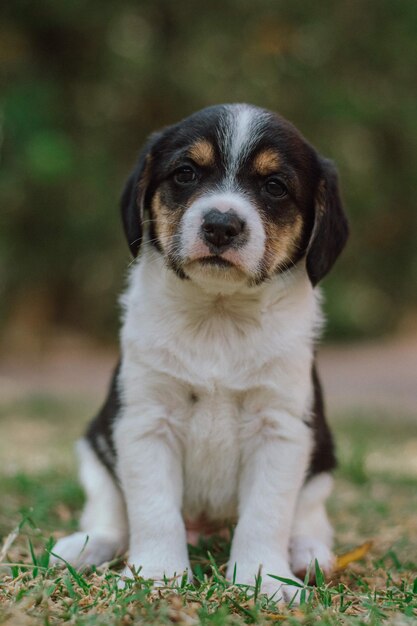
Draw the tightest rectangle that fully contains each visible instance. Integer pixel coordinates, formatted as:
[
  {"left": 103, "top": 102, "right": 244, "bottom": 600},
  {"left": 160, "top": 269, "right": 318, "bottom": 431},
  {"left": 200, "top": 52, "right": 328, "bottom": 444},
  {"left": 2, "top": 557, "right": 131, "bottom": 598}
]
[
  {"left": 120, "top": 132, "right": 163, "bottom": 257},
  {"left": 306, "top": 158, "right": 349, "bottom": 285}
]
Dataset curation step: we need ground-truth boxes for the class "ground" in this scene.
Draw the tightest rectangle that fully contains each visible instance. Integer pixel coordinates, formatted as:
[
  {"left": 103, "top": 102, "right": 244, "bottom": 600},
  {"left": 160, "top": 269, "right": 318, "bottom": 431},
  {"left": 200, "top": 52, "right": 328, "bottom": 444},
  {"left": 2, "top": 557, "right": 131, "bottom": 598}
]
[{"left": 0, "top": 341, "right": 417, "bottom": 624}]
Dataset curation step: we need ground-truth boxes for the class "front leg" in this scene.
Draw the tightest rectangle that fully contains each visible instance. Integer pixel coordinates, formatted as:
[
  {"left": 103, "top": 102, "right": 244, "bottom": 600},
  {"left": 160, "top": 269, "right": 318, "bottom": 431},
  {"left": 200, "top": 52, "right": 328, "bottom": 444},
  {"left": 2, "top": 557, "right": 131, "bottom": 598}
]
[
  {"left": 114, "top": 408, "right": 191, "bottom": 584},
  {"left": 228, "top": 412, "right": 311, "bottom": 601}
]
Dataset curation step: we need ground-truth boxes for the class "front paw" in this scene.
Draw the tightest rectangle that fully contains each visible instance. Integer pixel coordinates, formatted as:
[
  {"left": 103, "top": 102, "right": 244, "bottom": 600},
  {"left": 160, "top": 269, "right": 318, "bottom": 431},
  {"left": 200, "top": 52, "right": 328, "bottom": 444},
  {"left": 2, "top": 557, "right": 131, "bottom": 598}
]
[
  {"left": 227, "top": 560, "right": 305, "bottom": 604},
  {"left": 50, "top": 531, "right": 121, "bottom": 568},
  {"left": 290, "top": 535, "right": 335, "bottom": 582},
  {"left": 118, "top": 555, "right": 191, "bottom": 588}
]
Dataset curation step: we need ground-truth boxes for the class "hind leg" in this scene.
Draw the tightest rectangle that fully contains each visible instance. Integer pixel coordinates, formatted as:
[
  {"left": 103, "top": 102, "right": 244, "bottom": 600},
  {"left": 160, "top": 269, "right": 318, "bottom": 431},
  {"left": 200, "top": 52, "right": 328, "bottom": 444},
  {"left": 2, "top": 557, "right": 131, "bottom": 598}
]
[
  {"left": 289, "top": 472, "right": 335, "bottom": 580},
  {"left": 51, "top": 439, "right": 128, "bottom": 568}
]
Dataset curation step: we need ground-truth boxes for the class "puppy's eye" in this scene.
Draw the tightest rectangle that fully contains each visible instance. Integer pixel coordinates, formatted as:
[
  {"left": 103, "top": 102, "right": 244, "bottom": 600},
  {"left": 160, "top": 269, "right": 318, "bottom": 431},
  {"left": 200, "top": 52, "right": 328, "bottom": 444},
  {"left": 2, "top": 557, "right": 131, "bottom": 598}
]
[
  {"left": 174, "top": 166, "right": 197, "bottom": 185},
  {"left": 264, "top": 178, "right": 288, "bottom": 198}
]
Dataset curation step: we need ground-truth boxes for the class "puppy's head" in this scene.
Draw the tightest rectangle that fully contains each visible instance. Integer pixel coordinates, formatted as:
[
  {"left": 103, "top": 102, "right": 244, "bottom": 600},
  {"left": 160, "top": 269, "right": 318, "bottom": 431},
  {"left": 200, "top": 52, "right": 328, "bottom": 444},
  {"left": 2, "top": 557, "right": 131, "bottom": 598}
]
[{"left": 122, "top": 104, "right": 348, "bottom": 287}]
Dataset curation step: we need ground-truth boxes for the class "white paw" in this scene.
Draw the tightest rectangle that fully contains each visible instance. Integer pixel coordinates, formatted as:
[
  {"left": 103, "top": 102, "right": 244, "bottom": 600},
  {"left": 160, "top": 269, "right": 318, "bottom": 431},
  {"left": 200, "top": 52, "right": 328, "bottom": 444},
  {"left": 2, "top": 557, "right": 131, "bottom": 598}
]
[
  {"left": 50, "top": 531, "right": 121, "bottom": 568},
  {"left": 260, "top": 571, "right": 305, "bottom": 604},
  {"left": 290, "top": 535, "right": 335, "bottom": 581},
  {"left": 228, "top": 561, "right": 305, "bottom": 604},
  {"left": 118, "top": 556, "right": 191, "bottom": 588}
]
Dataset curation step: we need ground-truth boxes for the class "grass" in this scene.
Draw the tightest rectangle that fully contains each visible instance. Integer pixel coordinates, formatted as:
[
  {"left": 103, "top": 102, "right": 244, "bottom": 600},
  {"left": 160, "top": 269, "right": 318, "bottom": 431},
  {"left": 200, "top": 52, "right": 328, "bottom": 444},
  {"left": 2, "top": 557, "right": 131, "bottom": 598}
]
[{"left": 1, "top": 395, "right": 417, "bottom": 624}]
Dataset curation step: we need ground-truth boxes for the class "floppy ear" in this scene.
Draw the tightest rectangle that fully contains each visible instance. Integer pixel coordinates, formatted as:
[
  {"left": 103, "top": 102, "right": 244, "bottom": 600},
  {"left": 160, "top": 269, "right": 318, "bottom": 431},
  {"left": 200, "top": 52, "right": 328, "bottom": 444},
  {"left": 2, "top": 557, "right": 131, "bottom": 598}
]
[
  {"left": 120, "top": 132, "right": 163, "bottom": 257},
  {"left": 306, "top": 157, "right": 349, "bottom": 285}
]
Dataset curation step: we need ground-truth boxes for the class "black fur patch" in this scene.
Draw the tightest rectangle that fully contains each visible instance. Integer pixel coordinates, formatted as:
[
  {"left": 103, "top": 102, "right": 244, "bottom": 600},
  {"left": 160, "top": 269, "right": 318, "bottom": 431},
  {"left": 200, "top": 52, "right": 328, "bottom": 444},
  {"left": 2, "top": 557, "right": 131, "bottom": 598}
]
[
  {"left": 85, "top": 363, "right": 121, "bottom": 478},
  {"left": 307, "top": 360, "right": 337, "bottom": 478},
  {"left": 306, "top": 158, "right": 349, "bottom": 285}
]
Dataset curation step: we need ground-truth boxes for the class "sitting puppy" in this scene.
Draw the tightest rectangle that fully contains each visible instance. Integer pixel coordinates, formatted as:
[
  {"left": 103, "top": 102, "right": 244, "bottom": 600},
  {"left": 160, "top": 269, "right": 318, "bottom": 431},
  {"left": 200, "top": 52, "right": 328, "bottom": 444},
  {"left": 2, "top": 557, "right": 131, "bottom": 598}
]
[{"left": 52, "top": 103, "right": 348, "bottom": 599}]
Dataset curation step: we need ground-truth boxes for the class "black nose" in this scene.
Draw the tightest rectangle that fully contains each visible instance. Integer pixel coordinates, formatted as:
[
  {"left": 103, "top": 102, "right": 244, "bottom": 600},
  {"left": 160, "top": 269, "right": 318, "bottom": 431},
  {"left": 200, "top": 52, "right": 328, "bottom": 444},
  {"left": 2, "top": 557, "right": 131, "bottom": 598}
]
[{"left": 201, "top": 209, "right": 245, "bottom": 250}]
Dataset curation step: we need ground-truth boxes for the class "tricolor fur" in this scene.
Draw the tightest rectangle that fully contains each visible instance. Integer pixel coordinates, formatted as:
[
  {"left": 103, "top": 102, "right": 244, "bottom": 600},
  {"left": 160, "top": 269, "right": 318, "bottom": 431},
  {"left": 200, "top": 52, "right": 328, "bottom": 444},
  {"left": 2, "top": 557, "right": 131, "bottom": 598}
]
[{"left": 52, "top": 104, "right": 348, "bottom": 602}]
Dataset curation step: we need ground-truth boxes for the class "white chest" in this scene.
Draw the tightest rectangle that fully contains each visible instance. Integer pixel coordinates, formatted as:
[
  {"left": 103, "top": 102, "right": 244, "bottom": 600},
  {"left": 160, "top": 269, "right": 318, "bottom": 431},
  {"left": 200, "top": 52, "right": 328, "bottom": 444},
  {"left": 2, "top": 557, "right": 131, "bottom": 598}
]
[{"left": 182, "top": 391, "right": 241, "bottom": 521}]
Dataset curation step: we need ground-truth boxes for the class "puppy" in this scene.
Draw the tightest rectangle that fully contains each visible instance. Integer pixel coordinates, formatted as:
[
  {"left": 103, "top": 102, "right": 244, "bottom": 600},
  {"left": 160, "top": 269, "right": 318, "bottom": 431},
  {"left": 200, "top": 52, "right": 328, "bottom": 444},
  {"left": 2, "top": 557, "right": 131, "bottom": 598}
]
[{"left": 51, "top": 104, "right": 348, "bottom": 600}]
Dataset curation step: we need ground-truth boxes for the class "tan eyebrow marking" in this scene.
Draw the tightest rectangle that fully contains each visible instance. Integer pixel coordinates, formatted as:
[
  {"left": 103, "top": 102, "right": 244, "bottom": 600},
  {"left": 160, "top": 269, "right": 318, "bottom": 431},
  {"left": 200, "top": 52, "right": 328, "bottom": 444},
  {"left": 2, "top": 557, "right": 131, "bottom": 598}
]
[
  {"left": 188, "top": 140, "right": 215, "bottom": 167},
  {"left": 253, "top": 149, "right": 281, "bottom": 176}
]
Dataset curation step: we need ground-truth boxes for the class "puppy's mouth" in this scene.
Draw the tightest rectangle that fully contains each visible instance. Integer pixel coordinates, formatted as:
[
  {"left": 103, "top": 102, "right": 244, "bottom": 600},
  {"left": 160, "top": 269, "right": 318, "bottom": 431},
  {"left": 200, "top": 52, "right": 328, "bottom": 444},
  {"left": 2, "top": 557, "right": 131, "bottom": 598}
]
[
  {"left": 181, "top": 253, "right": 248, "bottom": 284},
  {"left": 197, "top": 256, "right": 235, "bottom": 269}
]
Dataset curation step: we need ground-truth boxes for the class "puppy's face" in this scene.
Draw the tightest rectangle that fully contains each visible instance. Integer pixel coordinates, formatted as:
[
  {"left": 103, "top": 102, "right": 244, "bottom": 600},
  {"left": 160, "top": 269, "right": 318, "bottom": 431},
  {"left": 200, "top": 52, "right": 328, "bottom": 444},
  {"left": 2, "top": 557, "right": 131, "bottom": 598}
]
[{"left": 122, "top": 104, "right": 348, "bottom": 287}]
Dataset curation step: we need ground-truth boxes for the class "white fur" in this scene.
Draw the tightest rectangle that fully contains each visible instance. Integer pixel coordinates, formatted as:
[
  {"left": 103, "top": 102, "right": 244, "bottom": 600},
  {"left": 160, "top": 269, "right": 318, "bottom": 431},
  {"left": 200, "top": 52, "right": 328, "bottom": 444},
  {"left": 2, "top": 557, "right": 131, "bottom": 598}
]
[
  {"left": 113, "top": 246, "right": 324, "bottom": 598},
  {"left": 52, "top": 248, "right": 331, "bottom": 600},
  {"left": 290, "top": 473, "right": 335, "bottom": 577},
  {"left": 220, "top": 104, "right": 269, "bottom": 184}
]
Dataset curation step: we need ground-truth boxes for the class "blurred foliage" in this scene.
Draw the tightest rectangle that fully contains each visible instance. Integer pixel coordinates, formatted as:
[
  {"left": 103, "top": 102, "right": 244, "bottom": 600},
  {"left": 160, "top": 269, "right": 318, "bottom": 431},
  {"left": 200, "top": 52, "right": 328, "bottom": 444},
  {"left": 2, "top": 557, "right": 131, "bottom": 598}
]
[{"left": 1, "top": 0, "right": 417, "bottom": 343}]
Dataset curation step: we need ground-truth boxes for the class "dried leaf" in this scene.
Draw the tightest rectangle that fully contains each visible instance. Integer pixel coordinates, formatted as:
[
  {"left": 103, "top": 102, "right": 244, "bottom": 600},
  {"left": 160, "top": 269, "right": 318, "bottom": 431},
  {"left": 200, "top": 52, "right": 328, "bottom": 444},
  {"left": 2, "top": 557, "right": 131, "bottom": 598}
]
[{"left": 336, "top": 541, "right": 373, "bottom": 570}]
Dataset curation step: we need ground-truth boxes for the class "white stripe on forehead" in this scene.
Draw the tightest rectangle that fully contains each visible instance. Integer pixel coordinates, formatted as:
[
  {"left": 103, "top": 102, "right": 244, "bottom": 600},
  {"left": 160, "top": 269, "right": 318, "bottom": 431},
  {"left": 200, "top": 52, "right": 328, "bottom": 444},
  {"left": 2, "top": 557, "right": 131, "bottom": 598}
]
[{"left": 219, "top": 104, "right": 269, "bottom": 184}]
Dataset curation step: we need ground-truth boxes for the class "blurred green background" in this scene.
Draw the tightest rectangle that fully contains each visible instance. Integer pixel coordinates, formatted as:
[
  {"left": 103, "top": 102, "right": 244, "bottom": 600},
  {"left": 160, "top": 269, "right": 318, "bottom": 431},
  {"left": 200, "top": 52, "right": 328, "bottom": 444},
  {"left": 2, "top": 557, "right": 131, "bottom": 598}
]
[{"left": 1, "top": 0, "right": 417, "bottom": 348}]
